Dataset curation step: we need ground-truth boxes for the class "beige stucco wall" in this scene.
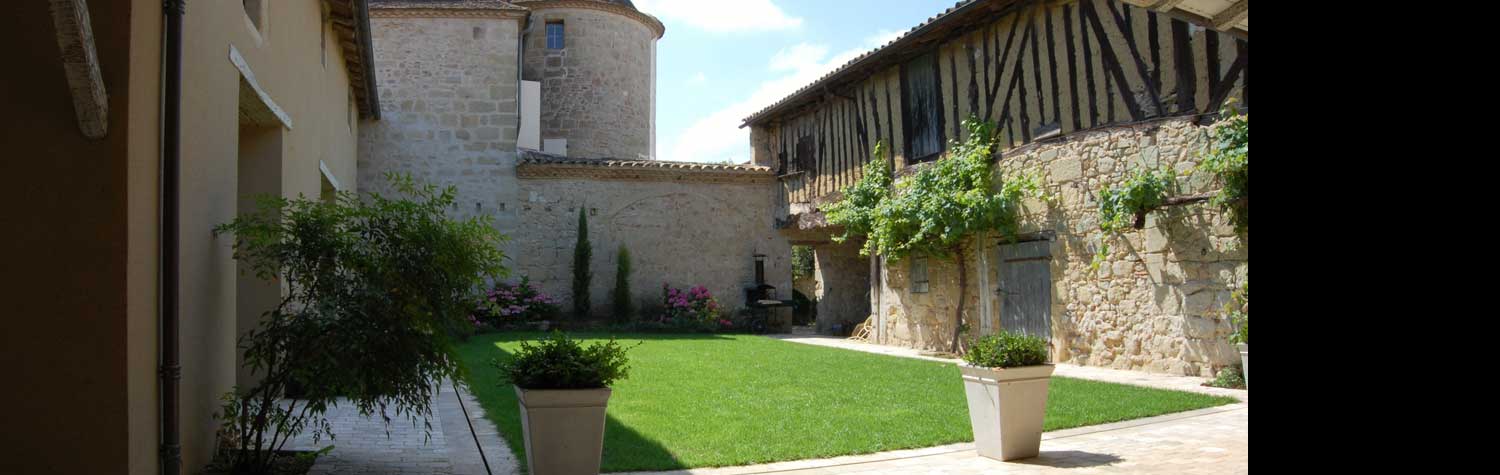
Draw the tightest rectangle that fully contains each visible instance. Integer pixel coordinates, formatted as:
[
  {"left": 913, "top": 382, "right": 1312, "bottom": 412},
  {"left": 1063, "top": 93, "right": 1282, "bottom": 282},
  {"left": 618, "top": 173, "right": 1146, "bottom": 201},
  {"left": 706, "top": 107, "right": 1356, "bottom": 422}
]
[
  {"left": 359, "top": 11, "right": 524, "bottom": 237},
  {"left": 513, "top": 176, "right": 791, "bottom": 316},
  {"left": 4, "top": 0, "right": 362, "bottom": 473},
  {"left": 877, "top": 117, "right": 1246, "bottom": 377},
  {"left": 174, "top": 2, "right": 363, "bottom": 470},
  {"left": 522, "top": 5, "right": 657, "bottom": 159}
]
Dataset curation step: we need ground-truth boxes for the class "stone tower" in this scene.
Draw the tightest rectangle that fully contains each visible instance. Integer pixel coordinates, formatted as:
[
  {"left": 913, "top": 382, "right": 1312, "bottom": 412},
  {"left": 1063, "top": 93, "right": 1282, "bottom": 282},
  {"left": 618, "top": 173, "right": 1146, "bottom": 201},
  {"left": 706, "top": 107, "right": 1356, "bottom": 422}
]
[{"left": 515, "top": 0, "right": 664, "bottom": 160}]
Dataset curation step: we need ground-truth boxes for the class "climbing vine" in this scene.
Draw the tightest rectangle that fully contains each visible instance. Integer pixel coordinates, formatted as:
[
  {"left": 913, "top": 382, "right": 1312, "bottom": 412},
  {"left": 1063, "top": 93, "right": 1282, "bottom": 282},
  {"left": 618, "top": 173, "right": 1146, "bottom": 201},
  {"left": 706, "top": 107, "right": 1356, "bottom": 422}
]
[
  {"left": 1199, "top": 105, "right": 1249, "bottom": 232},
  {"left": 1097, "top": 167, "right": 1175, "bottom": 233},
  {"left": 827, "top": 118, "right": 1039, "bottom": 353}
]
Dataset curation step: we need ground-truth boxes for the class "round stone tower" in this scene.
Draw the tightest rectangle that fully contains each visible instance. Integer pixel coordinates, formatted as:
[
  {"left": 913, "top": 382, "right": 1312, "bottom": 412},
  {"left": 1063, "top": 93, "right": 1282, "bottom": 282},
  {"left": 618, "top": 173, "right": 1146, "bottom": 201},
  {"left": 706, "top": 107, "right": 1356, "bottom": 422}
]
[{"left": 515, "top": 0, "right": 664, "bottom": 160}]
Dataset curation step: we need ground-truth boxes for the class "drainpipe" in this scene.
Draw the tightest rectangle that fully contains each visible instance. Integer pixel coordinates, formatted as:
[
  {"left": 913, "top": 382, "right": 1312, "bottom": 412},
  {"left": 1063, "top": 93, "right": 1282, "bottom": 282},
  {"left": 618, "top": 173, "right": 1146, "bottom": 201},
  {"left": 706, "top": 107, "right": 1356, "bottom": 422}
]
[{"left": 159, "top": 1, "right": 185, "bottom": 474}]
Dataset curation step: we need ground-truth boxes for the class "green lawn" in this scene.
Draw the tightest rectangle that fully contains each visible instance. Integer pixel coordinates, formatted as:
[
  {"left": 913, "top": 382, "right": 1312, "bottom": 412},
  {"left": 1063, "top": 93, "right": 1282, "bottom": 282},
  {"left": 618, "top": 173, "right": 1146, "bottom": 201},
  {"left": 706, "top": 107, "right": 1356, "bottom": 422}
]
[{"left": 456, "top": 333, "right": 1236, "bottom": 472}]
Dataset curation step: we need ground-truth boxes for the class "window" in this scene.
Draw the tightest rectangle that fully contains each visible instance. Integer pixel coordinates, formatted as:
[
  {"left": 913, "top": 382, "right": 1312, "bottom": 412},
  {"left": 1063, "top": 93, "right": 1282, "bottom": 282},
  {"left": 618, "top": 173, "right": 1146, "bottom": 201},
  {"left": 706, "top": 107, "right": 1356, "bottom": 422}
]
[
  {"left": 910, "top": 257, "right": 930, "bottom": 294},
  {"left": 901, "top": 51, "right": 944, "bottom": 163},
  {"left": 546, "top": 22, "right": 565, "bottom": 49},
  {"left": 795, "top": 134, "right": 816, "bottom": 174}
]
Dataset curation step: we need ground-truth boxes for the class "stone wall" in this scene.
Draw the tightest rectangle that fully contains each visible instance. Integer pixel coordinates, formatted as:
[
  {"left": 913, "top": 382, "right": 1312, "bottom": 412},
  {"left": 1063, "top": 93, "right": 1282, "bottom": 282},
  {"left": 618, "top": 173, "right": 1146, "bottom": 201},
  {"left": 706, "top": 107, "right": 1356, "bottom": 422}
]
[
  {"left": 522, "top": 5, "right": 656, "bottom": 159},
  {"left": 359, "top": 13, "right": 524, "bottom": 239},
  {"left": 877, "top": 117, "right": 1247, "bottom": 376},
  {"left": 813, "top": 241, "right": 870, "bottom": 333},
  {"left": 512, "top": 170, "right": 790, "bottom": 317}
]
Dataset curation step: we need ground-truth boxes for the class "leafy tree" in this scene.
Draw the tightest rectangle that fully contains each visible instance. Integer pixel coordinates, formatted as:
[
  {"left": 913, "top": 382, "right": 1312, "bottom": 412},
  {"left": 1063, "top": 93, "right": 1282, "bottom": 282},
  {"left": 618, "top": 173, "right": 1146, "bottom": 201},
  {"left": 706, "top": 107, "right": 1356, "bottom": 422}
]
[
  {"left": 826, "top": 119, "right": 1038, "bottom": 353},
  {"left": 791, "top": 245, "right": 815, "bottom": 279},
  {"left": 612, "top": 244, "right": 633, "bottom": 323},
  {"left": 573, "top": 207, "right": 593, "bottom": 319},
  {"left": 212, "top": 173, "right": 507, "bottom": 474}
]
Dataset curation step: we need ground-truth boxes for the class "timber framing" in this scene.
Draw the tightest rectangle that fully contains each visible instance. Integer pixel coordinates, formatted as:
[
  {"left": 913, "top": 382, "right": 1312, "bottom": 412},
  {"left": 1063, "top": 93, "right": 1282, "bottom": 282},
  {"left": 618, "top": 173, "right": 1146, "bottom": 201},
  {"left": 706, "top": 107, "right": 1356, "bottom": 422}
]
[
  {"left": 47, "top": 0, "right": 107, "bottom": 139},
  {"left": 748, "top": 0, "right": 1247, "bottom": 208}
]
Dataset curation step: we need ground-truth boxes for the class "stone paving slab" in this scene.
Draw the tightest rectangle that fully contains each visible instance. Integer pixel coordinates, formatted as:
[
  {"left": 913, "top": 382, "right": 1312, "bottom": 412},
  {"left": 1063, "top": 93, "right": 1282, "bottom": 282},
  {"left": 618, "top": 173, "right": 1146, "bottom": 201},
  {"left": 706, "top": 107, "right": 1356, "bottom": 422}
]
[
  {"left": 766, "top": 336, "right": 1247, "bottom": 402},
  {"left": 285, "top": 380, "right": 514, "bottom": 475},
  {"left": 616, "top": 404, "right": 1248, "bottom": 475}
]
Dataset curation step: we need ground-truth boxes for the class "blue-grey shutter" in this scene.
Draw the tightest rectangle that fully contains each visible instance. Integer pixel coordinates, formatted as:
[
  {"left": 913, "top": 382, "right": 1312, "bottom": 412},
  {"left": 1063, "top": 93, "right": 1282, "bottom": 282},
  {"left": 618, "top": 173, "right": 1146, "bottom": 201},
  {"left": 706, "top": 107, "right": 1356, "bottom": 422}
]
[{"left": 997, "top": 241, "right": 1052, "bottom": 339}]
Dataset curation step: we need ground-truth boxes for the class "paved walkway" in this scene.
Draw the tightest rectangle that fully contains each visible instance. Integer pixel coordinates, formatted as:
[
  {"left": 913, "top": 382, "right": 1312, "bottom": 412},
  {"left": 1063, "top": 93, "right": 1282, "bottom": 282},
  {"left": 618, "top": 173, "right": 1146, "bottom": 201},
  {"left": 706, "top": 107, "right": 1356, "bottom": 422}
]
[
  {"left": 767, "top": 335, "right": 1247, "bottom": 402},
  {"left": 286, "top": 335, "right": 1246, "bottom": 474},
  {"left": 286, "top": 381, "right": 517, "bottom": 475}
]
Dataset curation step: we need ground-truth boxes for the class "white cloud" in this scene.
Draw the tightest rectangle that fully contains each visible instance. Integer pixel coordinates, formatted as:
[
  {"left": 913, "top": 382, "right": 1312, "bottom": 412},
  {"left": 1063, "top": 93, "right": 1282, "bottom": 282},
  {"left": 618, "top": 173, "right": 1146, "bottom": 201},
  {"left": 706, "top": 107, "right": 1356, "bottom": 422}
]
[
  {"left": 769, "top": 43, "right": 829, "bottom": 72},
  {"left": 688, "top": 72, "right": 707, "bottom": 85},
  {"left": 863, "top": 29, "right": 904, "bottom": 49},
  {"left": 662, "top": 36, "right": 894, "bottom": 163},
  {"left": 634, "top": 0, "right": 803, "bottom": 33}
]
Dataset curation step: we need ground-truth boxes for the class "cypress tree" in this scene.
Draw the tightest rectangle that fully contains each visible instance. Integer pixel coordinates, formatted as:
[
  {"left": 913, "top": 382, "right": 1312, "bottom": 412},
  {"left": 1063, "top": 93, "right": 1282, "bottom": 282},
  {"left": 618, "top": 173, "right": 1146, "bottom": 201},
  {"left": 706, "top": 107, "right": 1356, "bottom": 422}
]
[
  {"left": 572, "top": 207, "right": 592, "bottom": 319},
  {"left": 612, "top": 245, "right": 633, "bottom": 323}
]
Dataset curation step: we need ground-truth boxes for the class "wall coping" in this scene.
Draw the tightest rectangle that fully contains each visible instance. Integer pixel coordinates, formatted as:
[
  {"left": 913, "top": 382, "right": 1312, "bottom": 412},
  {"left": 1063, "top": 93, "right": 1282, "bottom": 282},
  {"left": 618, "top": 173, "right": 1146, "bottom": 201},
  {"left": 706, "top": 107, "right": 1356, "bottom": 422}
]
[{"left": 517, "top": 151, "right": 772, "bottom": 184}]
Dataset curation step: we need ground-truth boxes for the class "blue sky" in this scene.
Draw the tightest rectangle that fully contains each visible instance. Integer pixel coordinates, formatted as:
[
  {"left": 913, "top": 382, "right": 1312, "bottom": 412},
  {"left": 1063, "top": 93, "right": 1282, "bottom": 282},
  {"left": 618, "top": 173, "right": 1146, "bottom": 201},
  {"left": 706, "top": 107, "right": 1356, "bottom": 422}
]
[{"left": 634, "top": 0, "right": 959, "bottom": 163}]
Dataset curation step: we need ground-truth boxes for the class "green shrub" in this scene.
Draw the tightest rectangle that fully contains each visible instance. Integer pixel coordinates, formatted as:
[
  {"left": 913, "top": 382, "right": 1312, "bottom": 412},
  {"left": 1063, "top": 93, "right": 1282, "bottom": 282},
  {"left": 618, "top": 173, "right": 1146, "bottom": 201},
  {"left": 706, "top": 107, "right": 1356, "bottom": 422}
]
[
  {"left": 964, "top": 331, "right": 1048, "bottom": 368},
  {"left": 213, "top": 173, "right": 507, "bottom": 473},
  {"left": 498, "top": 332, "right": 633, "bottom": 389},
  {"left": 1204, "top": 365, "right": 1245, "bottom": 389},
  {"left": 791, "top": 245, "right": 815, "bottom": 279},
  {"left": 573, "top": 208, "right": 592, "bottom": 319},
  {"left": 613, "top": 245, "right": 633, "bottom": 323}
]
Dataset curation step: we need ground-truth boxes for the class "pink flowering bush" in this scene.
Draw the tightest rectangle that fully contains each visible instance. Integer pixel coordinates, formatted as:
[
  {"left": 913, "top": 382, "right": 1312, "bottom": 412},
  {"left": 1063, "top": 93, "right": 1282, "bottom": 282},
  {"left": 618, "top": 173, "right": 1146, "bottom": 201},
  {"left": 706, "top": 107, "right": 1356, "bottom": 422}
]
[
  {"left": 473, "top": 277, "right": 560, "bottom": 328},
  {"left": 661, "top": 283, "right": 721, "bottom": 326}
]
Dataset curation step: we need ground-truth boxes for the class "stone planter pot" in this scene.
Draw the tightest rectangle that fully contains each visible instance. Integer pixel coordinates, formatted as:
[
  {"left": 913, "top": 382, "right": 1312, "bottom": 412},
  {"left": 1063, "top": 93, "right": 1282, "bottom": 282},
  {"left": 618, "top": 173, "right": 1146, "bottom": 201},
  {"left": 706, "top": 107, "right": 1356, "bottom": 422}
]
[
  {"left": 515, "top": 386, "right": 612, "bottom": 475},
  {"left": 1237, "top": 343, "right": 1248, "bottom": 387},
  {"left": 960, "top": 363, "right": 1055, "bottom": 461}
]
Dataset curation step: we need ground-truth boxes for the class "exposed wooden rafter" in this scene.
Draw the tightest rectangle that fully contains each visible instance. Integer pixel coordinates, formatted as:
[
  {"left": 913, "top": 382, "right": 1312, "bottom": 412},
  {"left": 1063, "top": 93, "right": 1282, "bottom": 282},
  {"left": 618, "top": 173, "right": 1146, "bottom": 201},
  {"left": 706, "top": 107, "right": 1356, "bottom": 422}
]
[{"left": 1212, "top": 0, "right": 1249, "bottom": 31}]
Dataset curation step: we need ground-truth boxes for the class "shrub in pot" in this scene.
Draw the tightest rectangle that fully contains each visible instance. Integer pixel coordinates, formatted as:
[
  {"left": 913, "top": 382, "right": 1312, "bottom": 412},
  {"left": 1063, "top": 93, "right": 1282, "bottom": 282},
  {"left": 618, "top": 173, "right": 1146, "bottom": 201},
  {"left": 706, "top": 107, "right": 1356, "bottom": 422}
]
[
  {"left": 497, "top": 332, "right": 633, "bottom": 475},
  {"left": 960, "top": 331, "right": 1052, "bottom": 461}
]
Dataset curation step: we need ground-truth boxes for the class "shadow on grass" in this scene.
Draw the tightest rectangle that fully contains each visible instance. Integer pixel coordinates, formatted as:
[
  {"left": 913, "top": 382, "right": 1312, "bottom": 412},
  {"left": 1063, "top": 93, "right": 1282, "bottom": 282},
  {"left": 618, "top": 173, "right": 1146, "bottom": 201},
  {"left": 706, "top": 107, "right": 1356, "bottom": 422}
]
[
  {"left": 458, "top": 332, "right": 702, "bottom": 473},
  {"left": 1009, "top": 450, "right": 1122, "bottom": 468}
]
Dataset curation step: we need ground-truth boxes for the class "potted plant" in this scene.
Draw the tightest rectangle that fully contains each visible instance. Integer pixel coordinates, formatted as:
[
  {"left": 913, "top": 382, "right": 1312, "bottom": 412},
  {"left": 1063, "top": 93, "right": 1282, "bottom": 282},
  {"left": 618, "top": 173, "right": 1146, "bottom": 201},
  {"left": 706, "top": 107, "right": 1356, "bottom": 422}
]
[
  {"left": 1227, "top": 280, "right": 1248, "bottom": 386},
  {"left": 498, "top": 332, "right": 633, "bottom": 475},
  {"left": 960, "top": 330, "right": 1052, "bottom": 461}
]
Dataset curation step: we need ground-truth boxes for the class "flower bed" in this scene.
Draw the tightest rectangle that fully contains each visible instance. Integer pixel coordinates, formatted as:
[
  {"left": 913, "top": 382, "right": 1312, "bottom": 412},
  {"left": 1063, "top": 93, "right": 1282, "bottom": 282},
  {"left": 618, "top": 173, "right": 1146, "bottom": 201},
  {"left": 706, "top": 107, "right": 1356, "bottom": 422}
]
[{"left": 473, "top": 277, "right": 560, "bottom": 330}]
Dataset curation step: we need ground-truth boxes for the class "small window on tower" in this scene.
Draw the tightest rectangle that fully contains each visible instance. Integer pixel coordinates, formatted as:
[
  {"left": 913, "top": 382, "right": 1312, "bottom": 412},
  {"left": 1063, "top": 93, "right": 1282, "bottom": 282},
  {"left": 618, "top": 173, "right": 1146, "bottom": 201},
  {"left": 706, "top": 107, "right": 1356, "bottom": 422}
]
[{"left": 546, "top": 22, "right": 565, "bottom": 49}]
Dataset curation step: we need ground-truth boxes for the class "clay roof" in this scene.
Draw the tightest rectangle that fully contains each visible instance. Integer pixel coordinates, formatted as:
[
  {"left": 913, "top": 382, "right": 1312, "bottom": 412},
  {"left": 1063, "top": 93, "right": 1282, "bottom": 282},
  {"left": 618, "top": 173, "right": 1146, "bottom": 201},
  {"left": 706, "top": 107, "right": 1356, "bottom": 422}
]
[
  {"left": 741, "top": 0, "right": 1248, "bottom": 128},
  {"left": 519, "top": 151, "right": 767, "bottom": 172},
  {"left": 517, "top": 151, "right": 772, "bottom": 183},
  {"left": 369, "top": 0, "right": 526, "bottom": 10},
  {"left": 740, "top": 0, "right": 991, "bottom": 128},
  {"left": 512, "top": 0, "right": 638, "bottom": 11}
]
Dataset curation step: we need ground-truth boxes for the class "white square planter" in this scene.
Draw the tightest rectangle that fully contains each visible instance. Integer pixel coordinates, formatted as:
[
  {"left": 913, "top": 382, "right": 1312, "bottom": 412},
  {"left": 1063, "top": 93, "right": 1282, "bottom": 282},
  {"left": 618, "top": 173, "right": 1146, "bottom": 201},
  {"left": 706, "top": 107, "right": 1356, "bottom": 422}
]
[
  {"left": 515, "top": 386, "right": 612, "bottom": 475},
  {"left": 960, "top": 363, "right": 1054, "bottom": 461},
  {"left": 1237, "top": 343, "right": 1248, "bottom": 387}
]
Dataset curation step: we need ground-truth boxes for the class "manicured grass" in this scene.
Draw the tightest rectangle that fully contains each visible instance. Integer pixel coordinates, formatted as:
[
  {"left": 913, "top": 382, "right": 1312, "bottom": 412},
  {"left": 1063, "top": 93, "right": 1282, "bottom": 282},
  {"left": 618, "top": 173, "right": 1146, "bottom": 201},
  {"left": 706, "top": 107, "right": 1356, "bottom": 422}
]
[{"left": 456, "top": 333, "right": 1236, "bottom": 472}]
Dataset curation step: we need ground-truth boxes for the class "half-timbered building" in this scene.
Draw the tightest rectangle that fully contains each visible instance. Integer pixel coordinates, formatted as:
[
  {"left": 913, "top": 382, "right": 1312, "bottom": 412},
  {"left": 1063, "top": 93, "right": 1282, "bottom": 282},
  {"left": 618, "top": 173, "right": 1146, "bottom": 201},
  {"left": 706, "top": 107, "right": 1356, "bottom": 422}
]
[{"left": 745, "top": 0, "right": 1248, "bottom": 376}]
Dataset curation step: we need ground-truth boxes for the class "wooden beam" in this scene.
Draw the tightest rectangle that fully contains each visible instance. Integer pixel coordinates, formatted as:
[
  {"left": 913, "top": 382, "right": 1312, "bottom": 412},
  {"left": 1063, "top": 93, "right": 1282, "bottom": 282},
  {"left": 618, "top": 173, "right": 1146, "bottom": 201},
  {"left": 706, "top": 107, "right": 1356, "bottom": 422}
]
[
  {"left": 1212, "top": 0, "right": 1249, "bottom": 31},
  {"left": 1149, "top": 0, "right": 1187, "bottom": 12},
  {"left": 48, "top": 0, "right": 107, "bottom": 139}
]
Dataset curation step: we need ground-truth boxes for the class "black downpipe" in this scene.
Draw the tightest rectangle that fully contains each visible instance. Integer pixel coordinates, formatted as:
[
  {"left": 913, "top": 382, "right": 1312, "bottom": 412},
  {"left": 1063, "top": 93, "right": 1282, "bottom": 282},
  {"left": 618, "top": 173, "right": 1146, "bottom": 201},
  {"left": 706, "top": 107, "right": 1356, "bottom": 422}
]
[{"left": 160, "top": 1, "right": 184, "bottom": 474}]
